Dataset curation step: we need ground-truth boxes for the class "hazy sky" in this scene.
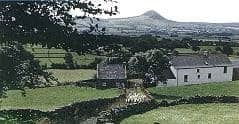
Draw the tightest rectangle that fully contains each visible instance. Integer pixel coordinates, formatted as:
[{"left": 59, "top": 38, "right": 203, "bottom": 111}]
[{"left": 103, "top": 0, "right": 239, "bottom": 23}]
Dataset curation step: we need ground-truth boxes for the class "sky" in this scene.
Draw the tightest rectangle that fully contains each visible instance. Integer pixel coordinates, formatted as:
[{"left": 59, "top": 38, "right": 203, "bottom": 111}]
[{"left": 101, "top": 0, "right": 239, "bottom": 23}]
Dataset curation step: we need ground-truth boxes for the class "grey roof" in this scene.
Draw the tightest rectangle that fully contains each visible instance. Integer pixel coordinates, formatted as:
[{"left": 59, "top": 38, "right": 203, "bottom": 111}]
[
  {"left": 163, "top": 69, "right": 176, "bottom": 79},
  {"left": 170, "top": 53, "right": 232, "bottom": 69},
  {"left": 231, "top": 60, "right": 239, "bottom": 68},
  {"left": 97, "top": 64, "right": 127, "bottom": 80}
]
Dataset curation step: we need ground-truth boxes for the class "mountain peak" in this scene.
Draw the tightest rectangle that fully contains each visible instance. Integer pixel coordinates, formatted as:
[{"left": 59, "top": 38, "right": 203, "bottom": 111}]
[{"left": 142, "top": 10, "right": 167, "bottom": 20}]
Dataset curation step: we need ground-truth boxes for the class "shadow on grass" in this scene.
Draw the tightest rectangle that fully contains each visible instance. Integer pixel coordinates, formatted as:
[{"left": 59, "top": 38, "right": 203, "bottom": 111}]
[{"left": 150, "top": 93, "right": 182, "bottom": 101}]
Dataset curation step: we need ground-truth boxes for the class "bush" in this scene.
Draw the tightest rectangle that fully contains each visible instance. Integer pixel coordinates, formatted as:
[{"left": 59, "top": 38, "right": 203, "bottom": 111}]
[{"left": 51, "top": 63, "right": 66, "bottom": 69}]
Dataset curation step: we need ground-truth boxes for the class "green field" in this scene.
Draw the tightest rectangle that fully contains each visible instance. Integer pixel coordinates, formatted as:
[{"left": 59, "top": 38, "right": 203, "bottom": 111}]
[
  {"left": 48, "top": 69, "right": 96, "bottom": 83},
  {"left": 148, "top": 81, "right": 239, "bottom": 101},
  {"left": 122, "top": 80, "right": 239, "bottom": 124},
  {"left": 121, "top": 103, "right": 239, "bottom": 124},
  {"left": 174, "top": 48, "right": 195, "bottom": 54},
  {"left": 24, "top": 45, "right": 103, "bottom": 68},
  {"left": 0, "top": 86, "right": 120, "bottom": 111}
]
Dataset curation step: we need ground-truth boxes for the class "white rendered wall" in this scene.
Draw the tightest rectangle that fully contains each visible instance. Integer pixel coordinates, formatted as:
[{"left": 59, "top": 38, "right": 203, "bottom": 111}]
[
  {"left": 176, "top": 66, "right": 233, "bottom": 86},
  {"left": 158, "top": 66, "right": 233, "bottom": 87}
]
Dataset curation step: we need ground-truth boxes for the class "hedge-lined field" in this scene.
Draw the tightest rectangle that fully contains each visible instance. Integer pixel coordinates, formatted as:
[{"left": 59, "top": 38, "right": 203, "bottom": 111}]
[
  {"left": 24, "top": 45, "right": 103, "bottom": 68},
  {"left": 148, "top": 81, "right": 239, "bottom": 101},
  {"left": 0, "top": 86, "right": 120, "bottom": 111},
  {"left": 121, "top": 103, "right": 239, "bottom": 124},
  {"left": 47, "top": 69, "right": 96, "bottom": 83}
]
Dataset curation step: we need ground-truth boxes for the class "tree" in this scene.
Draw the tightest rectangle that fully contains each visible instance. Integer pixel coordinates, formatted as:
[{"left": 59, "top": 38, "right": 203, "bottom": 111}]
[
  {"left": 0, "top": 0, "right": 118, "bottom": 50},
  {"left": 222, "top": 45, "right": 233, "bottom": 56},
  {"left": 128, "top": 49, "right": 170, "bottom": 86},
  {"left": 145, "top": 49, "right": 170, "bottom": 84},
  {"left": 128, "top": 53, "right": 148, "bottom": 78},
  {"left": 0, "top": 42, "right": 54, "bottom": 96},
  {"left": 215, "top": 46, "right": 222, "bottom": 52},
  {"left": 192, "top": 45, "right": 200, "bottom": 52},
  {"left": 107, "top": 44, "right": 132, "bottom": 63}
]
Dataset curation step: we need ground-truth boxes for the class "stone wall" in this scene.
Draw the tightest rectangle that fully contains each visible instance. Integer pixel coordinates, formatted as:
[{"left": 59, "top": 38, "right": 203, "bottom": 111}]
[
  {"left": 97, "top": 100, "right": 158, "bottom": 123},
  {"left": 1, "top": 95, "right": 239, "bottom": 123},
  {"left": 97, "top": 95, "right": 239, "bottom": 124},
  {"left": 0, "top": 95, "right": 125, "bottom": 123}
]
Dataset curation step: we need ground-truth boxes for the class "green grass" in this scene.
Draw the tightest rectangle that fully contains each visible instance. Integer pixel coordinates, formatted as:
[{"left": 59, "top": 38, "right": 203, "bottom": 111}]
[
  {"left": 0, "top": 86, "right": 120, "bottom": 111},
  {"left": 0, "top": 119, "right": 23, "bottom": 124},
  {"left": 24, "top": 45, "right": 103, "bottom": 68},
  {"left": 121, "top": 103, "right": 239, "bottom": 124},
  {"left": 175, "top": 48, "right": 195, "bottom": 54},
  {"left": 47, "top": 69, "right": 96, "bottom": 83},
  {"left": 148, "top": 81, "right": 239, "bottom": 101}
]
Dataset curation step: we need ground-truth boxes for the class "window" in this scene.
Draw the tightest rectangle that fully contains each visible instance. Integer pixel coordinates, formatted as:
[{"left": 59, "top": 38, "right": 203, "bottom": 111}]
[
  {"left": 198, "top": 75, "right": 200, "bottom": 79},
  {"left": 184, "top": 75, "right": 188, "bottom": 82},
  {"left": 208, "top": 73, "right": 211, "bottom": 79},
  {"left": 197, "top": 69, "right": 200, "bottom": 73},
  {"left": 224, "top": 66, "right": 227, "bottom": 73}
]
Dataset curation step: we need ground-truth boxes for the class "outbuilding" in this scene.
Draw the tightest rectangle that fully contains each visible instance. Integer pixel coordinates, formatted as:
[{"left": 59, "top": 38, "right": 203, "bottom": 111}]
[{"left": 97, "top": 63, "right": 127, "bottom": 88}]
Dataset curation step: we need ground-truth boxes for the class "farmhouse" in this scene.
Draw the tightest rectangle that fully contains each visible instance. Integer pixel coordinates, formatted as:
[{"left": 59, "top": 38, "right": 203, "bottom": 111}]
[
  {"left": 159, "top": 52, "right": 233, "bottom": 87},
  {"left": 97, "top": 63, "right": 127, "bottom": 88}
]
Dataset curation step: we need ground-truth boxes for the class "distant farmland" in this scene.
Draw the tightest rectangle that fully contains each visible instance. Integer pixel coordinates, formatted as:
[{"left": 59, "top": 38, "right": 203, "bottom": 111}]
[{"left": 24, "top": 45, "right": 104, "bottom": 68}]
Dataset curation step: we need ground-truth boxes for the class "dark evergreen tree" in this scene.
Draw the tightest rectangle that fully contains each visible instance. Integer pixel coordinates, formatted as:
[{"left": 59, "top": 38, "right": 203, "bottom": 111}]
[{"left": 222, "top": 45, "right": 233, "bottom": 56}]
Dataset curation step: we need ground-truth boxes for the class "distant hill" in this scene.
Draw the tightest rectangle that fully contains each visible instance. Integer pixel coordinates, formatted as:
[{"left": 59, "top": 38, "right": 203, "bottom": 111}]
[{"left": 75, "top": 10, "right": 239, "bottom": 37}]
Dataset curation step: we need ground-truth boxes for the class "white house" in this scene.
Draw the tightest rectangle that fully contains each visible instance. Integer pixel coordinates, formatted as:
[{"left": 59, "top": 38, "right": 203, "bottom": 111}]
[{"left": 159, "top": 52, "right": 233, "bottom": 87}]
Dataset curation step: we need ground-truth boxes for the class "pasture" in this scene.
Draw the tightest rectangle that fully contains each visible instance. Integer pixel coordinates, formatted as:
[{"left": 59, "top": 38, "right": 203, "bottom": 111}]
[
  {"left": 148, "top": 80, "right": 239, "bottom": 102},
  {"left": 24, "top": 45, "right": 103, "bottom": 68},
  {"left": 174, "top": 48, "right": 195, "bottom": 54},
  {"left": 47, "top": 69, "right": 96, "bottom": 83},
  {"left": 121, "top": 103, "right": 239, "bottom": 124},
  {"left": 0, "top": 86, "right": 120, "bottom": 111}
]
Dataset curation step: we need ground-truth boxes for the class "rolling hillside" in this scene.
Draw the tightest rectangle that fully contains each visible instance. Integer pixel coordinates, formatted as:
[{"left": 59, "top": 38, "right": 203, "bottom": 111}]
[{"left": 75, "top": 10, "right": 239, "bottom": 38}]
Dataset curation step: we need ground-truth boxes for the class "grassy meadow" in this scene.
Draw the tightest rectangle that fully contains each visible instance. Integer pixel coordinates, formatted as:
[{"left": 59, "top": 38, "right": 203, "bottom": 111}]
[
  {"left": 0, "top": 86, "right": 120, "bottom": 111},
  {"left": 24, "top": 45, "right": 103, "bottom": 68},
  {"left": 148, "top": 81, "right": 239, "bottom": 101},
  {"left": 174, "top": 48, "right": 195, "bottom": 54},
  {"left": 121, "top": 103, "right": 239, "bottom": 124},
  {"left": 121, "top": 81, "right": 239, "bottom": 124},
  {"left": 47, "top": 69, "right": 96, "bottom": 83}
]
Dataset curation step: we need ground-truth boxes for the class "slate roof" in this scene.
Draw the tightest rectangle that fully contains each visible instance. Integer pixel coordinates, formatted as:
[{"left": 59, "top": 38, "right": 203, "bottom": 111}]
[
  {"left": 231, "top": 60, "right": 239, "bottom": 68},
  {"left": 163, "top": 68, "right": 176, "bottom": 79},
  {"left": 170, "top": 53, "right": 232, "bottom": 69},
  {"left": 97, "top": 64, "right": 127, "bottom": 80}
]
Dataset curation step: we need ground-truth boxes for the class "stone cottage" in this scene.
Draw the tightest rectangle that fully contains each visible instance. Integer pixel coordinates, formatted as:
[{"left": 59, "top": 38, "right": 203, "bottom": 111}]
[{"left": 97, "top": 63, "right": 127, "bottom": 88}]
